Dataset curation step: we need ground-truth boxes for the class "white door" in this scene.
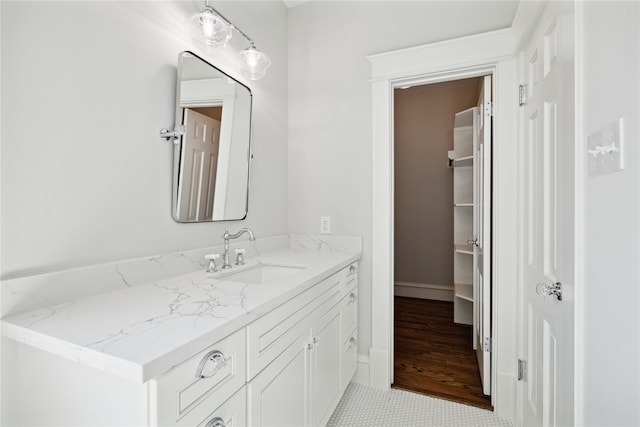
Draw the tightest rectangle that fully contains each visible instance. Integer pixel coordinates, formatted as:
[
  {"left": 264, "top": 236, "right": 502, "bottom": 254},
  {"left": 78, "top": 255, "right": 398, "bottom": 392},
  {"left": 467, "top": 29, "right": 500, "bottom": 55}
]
[
  {"left": 519, "top": 2, "right": 575, "bottom": 426},
  {"left": 177, "top": 108, "right": 221, "bottom": 221},
  {"left": 474, "top": 75, "right": 492, "bottom": 396}
]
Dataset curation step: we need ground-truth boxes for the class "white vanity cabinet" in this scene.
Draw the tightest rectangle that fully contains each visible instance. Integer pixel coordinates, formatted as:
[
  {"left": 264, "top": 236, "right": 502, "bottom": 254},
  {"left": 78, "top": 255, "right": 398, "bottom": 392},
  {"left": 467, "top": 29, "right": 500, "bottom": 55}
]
[
  {"left": 3, "top": 259, "right": 359, "bottom": 427},
  {"left": 247, "top": 263, "right": 357, "bottom": 427},
  {"left": 153, "top": 261, "right": 358, "bottom": 427}
]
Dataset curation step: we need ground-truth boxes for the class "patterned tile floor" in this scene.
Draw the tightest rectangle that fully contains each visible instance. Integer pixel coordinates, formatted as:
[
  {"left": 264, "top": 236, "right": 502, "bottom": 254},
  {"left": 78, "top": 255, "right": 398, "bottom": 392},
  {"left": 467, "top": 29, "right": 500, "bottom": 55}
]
[{"left": 327, "top": 383, "right": 513, "bottom": 427}]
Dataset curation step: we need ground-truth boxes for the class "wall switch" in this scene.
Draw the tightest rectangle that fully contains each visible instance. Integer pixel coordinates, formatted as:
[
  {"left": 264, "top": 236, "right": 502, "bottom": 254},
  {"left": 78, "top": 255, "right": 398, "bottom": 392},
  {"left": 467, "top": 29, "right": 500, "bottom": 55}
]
[
  {"left": 588, "top": 118, "right": 624, "bottom": 176},
  {"left": 320, "top": 216, "right": 331, "bottom": 234}
]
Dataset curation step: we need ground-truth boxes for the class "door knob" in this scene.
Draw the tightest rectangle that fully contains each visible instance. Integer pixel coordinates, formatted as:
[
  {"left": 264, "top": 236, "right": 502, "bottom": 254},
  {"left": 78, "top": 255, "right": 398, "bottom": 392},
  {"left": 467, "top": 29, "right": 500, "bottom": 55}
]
[
  {"left": 536, "top": 281, "right": 563, "bottom": 301},
  {"left": 205, "top": 417, "right": 226, "bottom": 427}
]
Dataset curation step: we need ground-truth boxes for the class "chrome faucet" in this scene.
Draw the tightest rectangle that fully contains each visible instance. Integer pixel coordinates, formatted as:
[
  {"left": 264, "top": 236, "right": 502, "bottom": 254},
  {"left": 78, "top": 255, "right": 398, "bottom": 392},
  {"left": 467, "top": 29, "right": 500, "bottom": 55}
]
[{"left": 221, "top": 227, "right": 256, "bottom": 269}]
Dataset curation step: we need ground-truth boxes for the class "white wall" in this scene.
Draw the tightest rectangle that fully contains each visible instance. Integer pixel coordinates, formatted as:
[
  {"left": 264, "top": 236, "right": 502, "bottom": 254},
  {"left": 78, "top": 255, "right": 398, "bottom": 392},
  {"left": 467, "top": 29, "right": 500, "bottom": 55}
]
[
  {"left": 1, "top": 2, "right": 287, "bottom": 423},
  {"left": 0, "top": 1, "right": 288, "bottom": 279},
  {"left": 288, "top": 0, "right": 518, "bottom": 365},
  {"left": 581, "top": 2, "right": 640, "bottom": 425}
]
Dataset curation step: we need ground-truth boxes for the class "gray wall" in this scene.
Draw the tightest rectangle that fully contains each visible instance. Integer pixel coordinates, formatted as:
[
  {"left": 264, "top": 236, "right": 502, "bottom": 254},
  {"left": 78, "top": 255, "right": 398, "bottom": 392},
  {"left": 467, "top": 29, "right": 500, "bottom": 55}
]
[
  {"left": 288, "top": 0, "right": 518, "bottom": 359},
  {"left": 394, "top": 78, "right": 480, "bottom": 287},
  {"left": 581, "top": 2, "right": 640, "bottom": 425},
  {"left": 0, "top": 1, "right": 289, "bottom": 278}
]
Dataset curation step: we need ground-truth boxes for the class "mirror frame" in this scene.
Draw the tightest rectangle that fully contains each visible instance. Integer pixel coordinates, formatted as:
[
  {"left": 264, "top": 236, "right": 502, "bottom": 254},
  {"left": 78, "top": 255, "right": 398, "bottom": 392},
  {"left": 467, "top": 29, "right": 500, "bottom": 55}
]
[{"left": 172, "top": 50, "right": 253, "bottom": 223}]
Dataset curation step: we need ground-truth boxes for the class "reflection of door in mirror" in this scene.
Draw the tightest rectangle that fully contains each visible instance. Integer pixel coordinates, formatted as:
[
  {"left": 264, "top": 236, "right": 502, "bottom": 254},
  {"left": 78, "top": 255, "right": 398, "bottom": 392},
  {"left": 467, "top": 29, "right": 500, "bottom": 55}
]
[
  {"left": 177, "top": 107, "right": 222, "bottom": 222},
  {"left": 172, "top": 51, "right": 252, "bottom": 222}
]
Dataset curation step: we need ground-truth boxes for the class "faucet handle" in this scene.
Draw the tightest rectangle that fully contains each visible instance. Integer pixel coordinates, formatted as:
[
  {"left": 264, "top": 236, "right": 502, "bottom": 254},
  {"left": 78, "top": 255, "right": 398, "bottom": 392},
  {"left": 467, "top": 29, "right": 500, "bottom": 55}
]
[
  {"left": 235, "top": 248, "right": 246, "bottom": 266},
  {"left": 205, "top": 253, "right": 220, "bottom": 273}
]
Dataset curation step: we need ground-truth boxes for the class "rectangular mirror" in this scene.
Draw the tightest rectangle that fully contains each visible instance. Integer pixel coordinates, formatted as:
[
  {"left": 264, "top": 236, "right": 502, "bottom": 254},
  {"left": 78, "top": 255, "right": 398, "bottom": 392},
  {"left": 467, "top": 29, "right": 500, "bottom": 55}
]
[{"left": 172, "top": 51, "right": 252, "bottom": 222}]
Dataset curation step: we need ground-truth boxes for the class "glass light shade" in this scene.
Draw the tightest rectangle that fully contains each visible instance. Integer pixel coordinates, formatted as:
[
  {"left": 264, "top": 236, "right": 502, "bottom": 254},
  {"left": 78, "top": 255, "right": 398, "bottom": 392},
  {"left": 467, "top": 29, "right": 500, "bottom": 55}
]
[
  {"left": 186, "top": 6, "right": 232, "bottom": 48},
  {"left": 238, "top": 44, "right": 272, "bottom": 80}
]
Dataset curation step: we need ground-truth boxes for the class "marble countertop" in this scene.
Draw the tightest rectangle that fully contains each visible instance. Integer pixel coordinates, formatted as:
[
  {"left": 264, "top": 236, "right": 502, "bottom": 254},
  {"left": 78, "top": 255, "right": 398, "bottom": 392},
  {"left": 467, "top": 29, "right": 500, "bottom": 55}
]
[{"left": 1, "top": 247, "right": 360, "bottom": 383}]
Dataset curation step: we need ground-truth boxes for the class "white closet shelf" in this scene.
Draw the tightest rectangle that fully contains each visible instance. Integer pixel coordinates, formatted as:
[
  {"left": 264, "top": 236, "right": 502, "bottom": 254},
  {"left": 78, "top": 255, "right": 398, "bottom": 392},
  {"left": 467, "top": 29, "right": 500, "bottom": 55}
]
[
  {"left": 448, "top": 155, "right": 473, "bottom": 168},
  {"left": 454, "top": 244, "right": 473, "bottom": 255},
  {"left": 454, "top": 283, "right": 474, "bottom": 302},
  {"left": 452, "top": 106, "right": 476, "bottom": 327}
]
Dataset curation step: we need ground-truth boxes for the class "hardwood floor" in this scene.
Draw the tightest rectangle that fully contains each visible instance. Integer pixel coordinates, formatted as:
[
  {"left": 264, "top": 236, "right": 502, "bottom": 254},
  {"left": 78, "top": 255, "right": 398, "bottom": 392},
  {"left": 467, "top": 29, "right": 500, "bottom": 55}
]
[{"left": 393, "top": 296, "right": 493, "bottom": 410}]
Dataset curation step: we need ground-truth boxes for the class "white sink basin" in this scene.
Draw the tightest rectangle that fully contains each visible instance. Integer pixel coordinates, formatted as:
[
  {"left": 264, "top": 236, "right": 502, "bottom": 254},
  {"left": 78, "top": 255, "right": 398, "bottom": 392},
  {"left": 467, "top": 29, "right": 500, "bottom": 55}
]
[{"left": 223, "top": 264, "right": 305, "bottom": 285}]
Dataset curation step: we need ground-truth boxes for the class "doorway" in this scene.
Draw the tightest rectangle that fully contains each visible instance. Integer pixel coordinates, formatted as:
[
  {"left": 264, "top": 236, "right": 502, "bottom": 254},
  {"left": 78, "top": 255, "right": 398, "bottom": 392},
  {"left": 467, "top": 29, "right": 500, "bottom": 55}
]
[
  {"left": 368, "top": 31, "right": 519, "bottom": 420},
  {"left": 392, "top": 77, "right": 492, "bottom": 409}
]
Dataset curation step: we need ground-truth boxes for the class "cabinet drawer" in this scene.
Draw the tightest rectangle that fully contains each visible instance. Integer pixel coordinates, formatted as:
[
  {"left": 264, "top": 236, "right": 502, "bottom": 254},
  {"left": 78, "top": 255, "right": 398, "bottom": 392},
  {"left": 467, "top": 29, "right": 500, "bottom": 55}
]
[
  {"left": 340, "top": 287, "right": 358, "bottom": 340},
  {"left": 341, "top": 330, "right": 358, "bottom": 390},
  {"left": 181, "top": 385, "right": 246, "bottom": 427},
  {"left": 343, "top": 262, "right": 358, "bottom": 294},
  {"left": 247, "top": 274, "right": 341, "bottom": 379},
  {"left": 155, "top": 328, "right": 246, "bottom": 424}
]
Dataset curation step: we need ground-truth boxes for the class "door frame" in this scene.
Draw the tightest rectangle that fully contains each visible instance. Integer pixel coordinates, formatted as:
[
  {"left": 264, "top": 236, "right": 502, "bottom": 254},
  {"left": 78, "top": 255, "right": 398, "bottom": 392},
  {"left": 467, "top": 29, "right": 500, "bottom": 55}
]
[{"left": 368, "top": 29, "right": 520, "bottom": 420}]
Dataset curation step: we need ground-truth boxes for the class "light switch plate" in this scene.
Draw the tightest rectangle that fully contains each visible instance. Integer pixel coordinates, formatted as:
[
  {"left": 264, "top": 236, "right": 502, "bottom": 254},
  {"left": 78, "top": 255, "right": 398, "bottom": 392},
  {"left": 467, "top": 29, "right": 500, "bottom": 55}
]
[
  {"left": 320, "top": 216, "right": 331, "bottom": 234},
  {"left": 588, "top": 118, "right": 624, "bottom": 176}
]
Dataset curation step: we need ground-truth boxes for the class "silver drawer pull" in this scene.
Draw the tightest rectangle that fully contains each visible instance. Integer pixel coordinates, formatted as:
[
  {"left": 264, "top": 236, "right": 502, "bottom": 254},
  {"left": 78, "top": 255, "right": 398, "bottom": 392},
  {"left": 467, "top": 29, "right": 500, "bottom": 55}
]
[
  {"left": 348, "top": 292, "right": 357, "bottom": 304},
  {"left": 348, "top": 336, "right": 357, "bottom": 348},
  {"left": 348, "top": 265, "right": 357, "bottom": 275},
  {"left": 205, "top": 417, "right": 226, "bottom": 427},
  {"left": 195, "top": 350, "right": 228, "bottom": 379}
]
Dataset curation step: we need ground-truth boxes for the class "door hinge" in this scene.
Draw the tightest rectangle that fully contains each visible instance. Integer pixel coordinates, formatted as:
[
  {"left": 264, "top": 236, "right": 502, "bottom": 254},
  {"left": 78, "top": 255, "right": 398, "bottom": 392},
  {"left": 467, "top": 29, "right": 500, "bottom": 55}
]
[
  {"left": 519, "top": 84, "right": 527, "bottom": 106},
  {"left": 517, "top": 359, "right": 527, "bottom": 381},
  {"left": 484, "top": 336, "right": 492, "bottom": 352},
  {"left": 485, "top": 101, "right": 494, "bottom": 117}
]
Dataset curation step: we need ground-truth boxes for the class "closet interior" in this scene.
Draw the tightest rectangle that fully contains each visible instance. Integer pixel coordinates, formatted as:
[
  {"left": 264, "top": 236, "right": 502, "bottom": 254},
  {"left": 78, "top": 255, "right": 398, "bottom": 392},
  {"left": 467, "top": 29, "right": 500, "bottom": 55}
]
[{"left": 393, "top": 76, "right": 492, "bottom": 408}]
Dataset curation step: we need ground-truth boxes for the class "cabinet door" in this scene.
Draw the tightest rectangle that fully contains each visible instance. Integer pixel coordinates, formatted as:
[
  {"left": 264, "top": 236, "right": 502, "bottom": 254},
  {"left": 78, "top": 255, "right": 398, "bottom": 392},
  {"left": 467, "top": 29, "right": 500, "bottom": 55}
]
[
  {"left": 248, "top": 331, "right": 310, "bottom": 427},
  {"left": 310, "top": 306, "right": 342, "bottom": 427}
]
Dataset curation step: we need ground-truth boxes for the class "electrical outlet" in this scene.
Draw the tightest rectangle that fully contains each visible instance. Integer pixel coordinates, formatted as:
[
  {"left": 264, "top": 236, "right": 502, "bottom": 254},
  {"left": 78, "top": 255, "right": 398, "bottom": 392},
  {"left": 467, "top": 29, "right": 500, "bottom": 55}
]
[{"left": 320, "top": 216, "right": 331, "bottom": 234}]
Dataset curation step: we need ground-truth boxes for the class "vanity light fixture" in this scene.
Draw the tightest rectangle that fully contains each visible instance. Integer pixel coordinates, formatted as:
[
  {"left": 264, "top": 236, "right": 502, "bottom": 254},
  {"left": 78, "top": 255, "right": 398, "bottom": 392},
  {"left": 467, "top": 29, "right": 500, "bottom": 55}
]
[
  {"left": 238, "top": 42, "right": 272, "bottom": 81},
  {"left": 186, "top": 1, "right": 271, "bottom": 81},
  {"left": 185, "top": 2, "right": 232, "bottom": 48}
]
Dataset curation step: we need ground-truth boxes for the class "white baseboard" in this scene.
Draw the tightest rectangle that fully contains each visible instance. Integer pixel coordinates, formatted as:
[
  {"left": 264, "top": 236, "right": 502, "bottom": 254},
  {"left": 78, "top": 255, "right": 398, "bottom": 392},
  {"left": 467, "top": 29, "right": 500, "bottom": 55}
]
[
  {"left": 352, "top": 354, "right": 370, "bottom": 386},
  {"left": 394, "top": 282, "right": 454, "bottom": 301}
]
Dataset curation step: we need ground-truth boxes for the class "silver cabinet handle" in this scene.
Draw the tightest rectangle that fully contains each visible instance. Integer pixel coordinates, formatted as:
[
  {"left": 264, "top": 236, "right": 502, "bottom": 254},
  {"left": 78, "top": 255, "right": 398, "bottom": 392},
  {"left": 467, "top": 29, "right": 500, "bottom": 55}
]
[
  {"left": 467, "top": 238, "right": 479, "bottom": 247},
  {"left": 348, "top": 336, "right": 357, "bottom": 348},
  {"left": 348, "top": 292, "right": 357, "bottom": 304},
  {"left": 195, "top": 350, "right": 228, "bottom": 379},
  {"left": 536, "top": 281, "right": 563, "bottom": 301},
  {"left": 348, "top": 265, "right": 357, "bottom": 275},
  {"left": 205, "top": 417, "right": 226, "bottom": 427},
  {"left": 308, "top": 337, "right": 319, "bottom": 350}
]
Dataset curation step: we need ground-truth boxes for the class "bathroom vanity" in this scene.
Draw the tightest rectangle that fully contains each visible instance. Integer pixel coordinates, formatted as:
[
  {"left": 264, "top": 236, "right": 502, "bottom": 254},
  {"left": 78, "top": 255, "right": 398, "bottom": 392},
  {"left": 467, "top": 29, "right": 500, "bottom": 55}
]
[{"left": 1, "top": 235, "right": 360, "bottom": 426}]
